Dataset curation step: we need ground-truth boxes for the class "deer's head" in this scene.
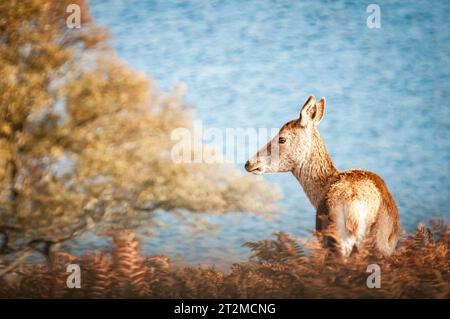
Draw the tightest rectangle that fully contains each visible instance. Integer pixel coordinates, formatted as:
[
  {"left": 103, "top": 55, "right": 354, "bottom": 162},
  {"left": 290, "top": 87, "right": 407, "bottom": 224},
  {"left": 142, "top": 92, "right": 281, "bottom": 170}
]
[{"left": 245, "top": 95, "right": 326, "bottom": 175}]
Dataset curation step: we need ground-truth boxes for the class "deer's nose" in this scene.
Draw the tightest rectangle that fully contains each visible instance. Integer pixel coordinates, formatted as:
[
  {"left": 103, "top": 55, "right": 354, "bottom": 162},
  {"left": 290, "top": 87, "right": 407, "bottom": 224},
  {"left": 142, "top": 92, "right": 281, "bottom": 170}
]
[{"left": 245, "top": 160, "right": 251, "bottom": 171}]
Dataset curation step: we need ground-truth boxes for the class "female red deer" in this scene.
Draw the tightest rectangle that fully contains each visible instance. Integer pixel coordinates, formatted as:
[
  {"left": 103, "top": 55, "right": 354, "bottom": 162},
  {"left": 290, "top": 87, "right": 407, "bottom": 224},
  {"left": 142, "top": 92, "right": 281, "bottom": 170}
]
[{"left": 245, "top": 96, "right": 400, "bottom": 256}]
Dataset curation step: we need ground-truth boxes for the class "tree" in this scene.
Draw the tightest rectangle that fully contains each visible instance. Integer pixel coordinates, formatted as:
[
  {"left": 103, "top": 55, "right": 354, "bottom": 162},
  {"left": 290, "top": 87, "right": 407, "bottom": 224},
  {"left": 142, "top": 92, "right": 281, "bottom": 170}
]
[{"left": 0, "top": 0, "right": 279, "bottom": 272}]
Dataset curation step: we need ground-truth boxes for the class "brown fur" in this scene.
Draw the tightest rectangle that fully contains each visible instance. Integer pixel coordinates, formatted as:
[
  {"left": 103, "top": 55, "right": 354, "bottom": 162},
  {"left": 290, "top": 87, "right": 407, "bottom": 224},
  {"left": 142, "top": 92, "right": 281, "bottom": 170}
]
[{"left": 246, "top": 96, "right": 400, "bottom": 256}]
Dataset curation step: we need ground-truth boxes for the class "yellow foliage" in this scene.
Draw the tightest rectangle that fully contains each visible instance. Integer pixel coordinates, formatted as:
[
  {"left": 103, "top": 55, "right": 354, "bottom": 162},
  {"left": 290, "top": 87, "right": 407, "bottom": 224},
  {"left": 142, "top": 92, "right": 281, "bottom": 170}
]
[{"left": 0, "top": 0, "right": 279, "bottom": 261}]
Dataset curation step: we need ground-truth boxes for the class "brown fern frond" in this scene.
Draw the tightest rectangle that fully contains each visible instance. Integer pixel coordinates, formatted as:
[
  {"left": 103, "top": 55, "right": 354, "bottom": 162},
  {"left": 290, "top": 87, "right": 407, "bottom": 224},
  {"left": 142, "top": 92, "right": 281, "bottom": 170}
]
[
  {"left": 112, "top": 230, "right": 151, "bottom": 298},
  {"left": 1, "top": 220, "right": 448, "bottom": 299},
  {"left": 81, "top": 252, "right": 113, "bottom": 298}
]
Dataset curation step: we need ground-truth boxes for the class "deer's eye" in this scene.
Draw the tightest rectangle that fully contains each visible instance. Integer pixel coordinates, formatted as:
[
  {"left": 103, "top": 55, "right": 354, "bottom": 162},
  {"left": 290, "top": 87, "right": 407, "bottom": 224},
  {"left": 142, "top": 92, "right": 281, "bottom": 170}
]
[{"left": 279, "top": 137, "right": 286, "bottom": 144}]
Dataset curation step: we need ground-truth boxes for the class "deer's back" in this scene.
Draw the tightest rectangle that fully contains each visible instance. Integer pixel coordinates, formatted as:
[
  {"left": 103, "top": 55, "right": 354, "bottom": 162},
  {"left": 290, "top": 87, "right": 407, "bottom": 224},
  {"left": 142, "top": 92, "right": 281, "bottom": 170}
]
[{"left": 327, "top": 169, "right": 396, "bottom": 209}]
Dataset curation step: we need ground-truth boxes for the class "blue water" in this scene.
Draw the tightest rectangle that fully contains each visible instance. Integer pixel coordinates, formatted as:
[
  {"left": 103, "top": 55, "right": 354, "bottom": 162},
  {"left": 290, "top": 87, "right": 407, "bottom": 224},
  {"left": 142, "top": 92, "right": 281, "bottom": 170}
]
[{"left": 90, "top": 0, "right": 450, "bottom": 266}]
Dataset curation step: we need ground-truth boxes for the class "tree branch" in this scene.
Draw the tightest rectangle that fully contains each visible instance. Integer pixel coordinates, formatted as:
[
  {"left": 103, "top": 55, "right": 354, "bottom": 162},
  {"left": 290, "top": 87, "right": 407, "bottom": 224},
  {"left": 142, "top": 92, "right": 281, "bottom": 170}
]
[
  {"left": 0, "top": 248, "right": 32, "bottom": 278},
  {"left": 131, "top": 200, "right": 173, "bottom": 212},
  {"left": 0, "top": 215, "right": 96, "bottom": 277}
]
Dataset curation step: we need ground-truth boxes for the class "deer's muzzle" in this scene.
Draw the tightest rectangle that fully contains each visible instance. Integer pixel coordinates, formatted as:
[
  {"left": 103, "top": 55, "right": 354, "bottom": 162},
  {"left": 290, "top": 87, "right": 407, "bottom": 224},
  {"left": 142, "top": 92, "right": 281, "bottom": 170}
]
[{"left": 245, "top": 160, "right": 265, "bottom": 174}]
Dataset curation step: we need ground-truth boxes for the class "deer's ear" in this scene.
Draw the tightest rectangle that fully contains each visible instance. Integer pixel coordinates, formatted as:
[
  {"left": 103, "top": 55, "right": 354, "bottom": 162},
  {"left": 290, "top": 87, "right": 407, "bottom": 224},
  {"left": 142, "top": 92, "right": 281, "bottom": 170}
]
[
  {"left": 314, "top": 97, "right": 326, "bottom": 125},
  {"left": 299, "top": 95, "right": 316, "bottom": 127},
  {"left": 300, "top": 96, "right": 325, "bottom": 127}
]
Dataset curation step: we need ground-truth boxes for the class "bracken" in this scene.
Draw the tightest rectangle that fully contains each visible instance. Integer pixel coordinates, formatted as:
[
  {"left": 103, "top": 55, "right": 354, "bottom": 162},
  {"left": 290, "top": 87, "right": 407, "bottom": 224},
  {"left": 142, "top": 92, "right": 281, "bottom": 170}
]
[{"left": 0, "top": 220, "right": 448, "bottom": 298}]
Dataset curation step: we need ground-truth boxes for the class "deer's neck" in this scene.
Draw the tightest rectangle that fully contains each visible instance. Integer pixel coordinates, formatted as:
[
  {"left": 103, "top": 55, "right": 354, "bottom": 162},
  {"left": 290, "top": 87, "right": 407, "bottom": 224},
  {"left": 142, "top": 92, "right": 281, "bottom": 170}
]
[{"left": 292, "top": 129, "right": 338, "bottom": 209}]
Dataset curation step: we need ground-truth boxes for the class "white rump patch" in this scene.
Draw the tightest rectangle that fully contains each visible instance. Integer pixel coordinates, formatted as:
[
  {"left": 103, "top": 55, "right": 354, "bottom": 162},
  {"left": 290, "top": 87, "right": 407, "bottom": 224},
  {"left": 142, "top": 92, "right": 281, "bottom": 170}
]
[{"left": 336, "top": 201, "right": 371, "bottom": 256}]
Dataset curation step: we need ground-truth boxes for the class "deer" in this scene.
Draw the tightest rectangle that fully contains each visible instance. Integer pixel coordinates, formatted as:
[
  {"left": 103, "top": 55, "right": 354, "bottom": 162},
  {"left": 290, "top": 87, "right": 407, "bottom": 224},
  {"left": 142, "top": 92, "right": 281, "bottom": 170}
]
[{"left": 245, "top": 96, "right": 400, "bottom": 257}]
